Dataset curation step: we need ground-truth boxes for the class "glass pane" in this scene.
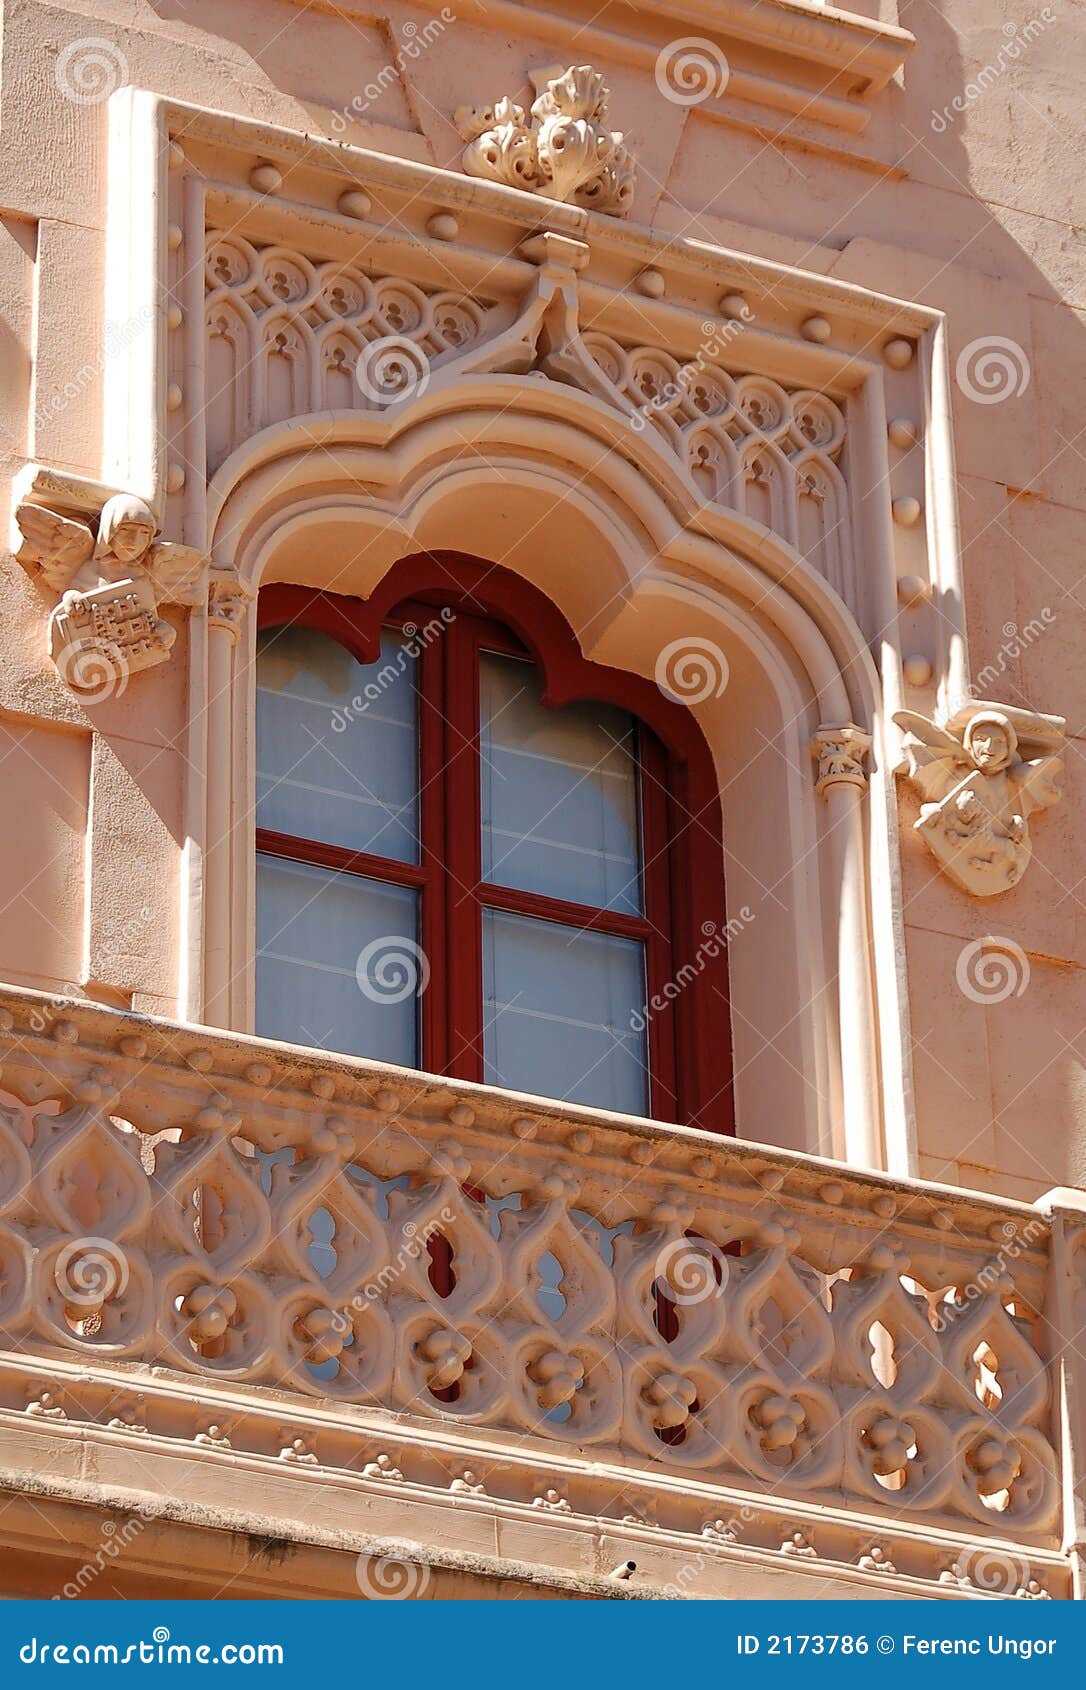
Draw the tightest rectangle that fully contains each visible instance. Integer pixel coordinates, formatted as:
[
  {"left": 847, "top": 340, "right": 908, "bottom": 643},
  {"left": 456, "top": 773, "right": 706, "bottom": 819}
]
[
  {"left": 256, "top": 854, "right": 420, "bottom": 1065},
  {"left": 482, "top": 908, "right": 647, "bottom": 1115},
  {"left": 256, "top": 624, "right": 418, "bottom": 862},
  {"left": 480, "top": 653, "right": 642, "bottom": 914}
]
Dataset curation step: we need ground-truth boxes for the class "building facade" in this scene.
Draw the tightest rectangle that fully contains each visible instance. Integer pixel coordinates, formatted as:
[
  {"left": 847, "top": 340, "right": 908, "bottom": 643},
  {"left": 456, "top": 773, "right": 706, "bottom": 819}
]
[{"left": 0, "top": 0, "right": 1084, "bottom": 1600}]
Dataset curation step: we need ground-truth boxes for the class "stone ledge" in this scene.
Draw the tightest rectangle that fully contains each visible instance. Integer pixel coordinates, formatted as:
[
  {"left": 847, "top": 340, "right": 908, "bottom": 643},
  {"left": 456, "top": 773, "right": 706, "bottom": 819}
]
[
  {"left": 0, "top": 1369, "right": 1070, "bottom": 1601},
  {"left": 0, "top": 1471, "right": 660, "bottom": 1600}
]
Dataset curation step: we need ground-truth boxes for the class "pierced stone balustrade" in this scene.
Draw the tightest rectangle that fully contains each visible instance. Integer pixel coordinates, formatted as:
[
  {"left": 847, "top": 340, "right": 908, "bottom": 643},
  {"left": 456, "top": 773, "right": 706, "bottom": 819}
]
[{"left": 0, "top": 983, "right": 1082, "bottom": 1599}]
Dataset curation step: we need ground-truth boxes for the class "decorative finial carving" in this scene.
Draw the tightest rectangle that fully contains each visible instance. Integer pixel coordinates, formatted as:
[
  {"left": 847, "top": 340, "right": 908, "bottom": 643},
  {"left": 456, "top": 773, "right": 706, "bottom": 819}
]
[
  {"left": 857, "top": 1545, "right": 897, "bottom": 1575},
  {"left": 449, "top": 1469, "right": 485, "bottom": 1495},
  {"left": 894, "top": 704, "right": 1063, "bottom": 896},
  {"left": 811, "top": 723, "right": 871, "bottom": 798},
  {"left": 26, "top": 1389, "right": 67, "bottom": 1420},
  {"left": 194, "top": 1422, "right": 232, "bottom": 1447},
  {"left": 455, "top": 66, "right": 635, "bottom": 216},
  {"left": 532, "top": 1486, "right": 572, "bottom": 1512},
  {"left": 361, "top": 1451, "right": 405, "bottom": 1482},
  {"left": 278, "top": 1435, "right": 319, "bottom": 1465},
  {"left": 13, "top": 493, "right": 206, "bottom": 694}
]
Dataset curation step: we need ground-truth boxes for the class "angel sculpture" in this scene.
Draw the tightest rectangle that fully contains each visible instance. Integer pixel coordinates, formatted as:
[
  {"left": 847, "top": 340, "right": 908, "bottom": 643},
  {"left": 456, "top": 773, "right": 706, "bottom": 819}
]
[
  {"left": 894, "top": 707, "right": 1063, "bottom": 896},
  {"left": 13, "top": 494, "right": 205, "bottom": 694}
]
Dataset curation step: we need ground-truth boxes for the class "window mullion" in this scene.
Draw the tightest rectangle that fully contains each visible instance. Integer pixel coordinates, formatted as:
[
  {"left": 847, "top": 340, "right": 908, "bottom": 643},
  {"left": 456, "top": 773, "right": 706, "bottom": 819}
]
[
  {"left": 442, "top": 610, "right": 485, "bottom": 1083},
  {"left": 417, "top": 623, "right": 448, "bottom": 1077}
]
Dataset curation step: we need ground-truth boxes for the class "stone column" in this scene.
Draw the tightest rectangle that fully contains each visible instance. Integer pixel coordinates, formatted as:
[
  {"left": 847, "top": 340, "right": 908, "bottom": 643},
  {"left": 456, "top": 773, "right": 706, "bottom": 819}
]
[
  {"left": 812, "top": 724, "right": 882, "bottom": 1171},
  {"left": 203, "top": 574, "right": 250, "bottom": 1028}
]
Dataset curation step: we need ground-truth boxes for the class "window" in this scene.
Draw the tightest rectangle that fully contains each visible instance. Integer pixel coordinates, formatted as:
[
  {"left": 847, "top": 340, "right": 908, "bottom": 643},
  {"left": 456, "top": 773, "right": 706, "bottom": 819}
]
[{"left": 254, "top": 557, "right": 733, "bottom": 1133}]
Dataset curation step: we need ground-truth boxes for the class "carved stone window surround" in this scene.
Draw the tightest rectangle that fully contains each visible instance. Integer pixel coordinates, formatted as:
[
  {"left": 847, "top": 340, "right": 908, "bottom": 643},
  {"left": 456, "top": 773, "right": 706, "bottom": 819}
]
[
  {"left": 30, "top": 91, "right": 1056, "bottom": 1180},
  {"left": 121, "top": 95, "right": 951, "bottom": 656},
  {"left": 76, "top": 92, "right": 986, "bottom": 1178}
]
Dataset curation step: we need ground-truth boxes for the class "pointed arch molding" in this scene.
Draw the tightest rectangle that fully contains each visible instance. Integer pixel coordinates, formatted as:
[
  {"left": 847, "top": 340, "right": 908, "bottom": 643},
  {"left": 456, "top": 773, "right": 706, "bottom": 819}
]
[{"left": 31, "top": 90, "right": 988, "bottom": 1174}]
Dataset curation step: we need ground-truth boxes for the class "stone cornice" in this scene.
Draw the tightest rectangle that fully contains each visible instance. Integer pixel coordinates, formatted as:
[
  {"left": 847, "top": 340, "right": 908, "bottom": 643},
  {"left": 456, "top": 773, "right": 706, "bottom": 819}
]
[
  {"left": 284, "top": 0, "right": 914, "bottom": 134},
  {"left": 636, "top": 0, "right": 914, "bottom": 86},
  {"left": 161, "top": 95, "right": 939, "bottom": 344},
  {"left": 0, "top": 1361, "right": 1070, "bottom": 1600}
]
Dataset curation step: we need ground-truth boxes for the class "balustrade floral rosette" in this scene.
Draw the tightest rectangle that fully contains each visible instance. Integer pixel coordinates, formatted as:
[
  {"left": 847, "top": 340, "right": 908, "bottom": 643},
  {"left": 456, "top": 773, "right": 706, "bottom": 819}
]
[{"left": 0, "top": 986, "right": 1061, "bottom": 1555}]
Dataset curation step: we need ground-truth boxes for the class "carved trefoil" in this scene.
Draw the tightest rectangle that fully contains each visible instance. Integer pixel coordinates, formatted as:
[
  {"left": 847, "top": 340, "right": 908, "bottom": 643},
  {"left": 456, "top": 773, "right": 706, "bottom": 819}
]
[
  {"left": 456, "top": 66, "right": 636, "bottom": 216},
  {"left": 894, "top": 704, "right": 1064, "bottom": 896}
]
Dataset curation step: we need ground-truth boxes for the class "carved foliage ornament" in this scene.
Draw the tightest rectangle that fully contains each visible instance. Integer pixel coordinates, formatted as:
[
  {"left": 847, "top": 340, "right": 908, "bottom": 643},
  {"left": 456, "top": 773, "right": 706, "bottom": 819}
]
[
  {"left": 812, "top": 724, "right": 871, "bottom": 798},
  {"left": 13, "top": 496, "right": 206, "bottom": 695},
  {"left": 455, "top": 66, "right": 636, "bottom": 216},
  {"left": 894, "top": 705, "right": 1064, "bottom": 896}
]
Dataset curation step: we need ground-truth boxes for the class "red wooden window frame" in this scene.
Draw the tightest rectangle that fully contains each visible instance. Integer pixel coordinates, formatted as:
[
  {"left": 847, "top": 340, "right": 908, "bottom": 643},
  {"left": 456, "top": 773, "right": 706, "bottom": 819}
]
[{"left": 256, "top": 553, "right": 734, "bottom": 1135}]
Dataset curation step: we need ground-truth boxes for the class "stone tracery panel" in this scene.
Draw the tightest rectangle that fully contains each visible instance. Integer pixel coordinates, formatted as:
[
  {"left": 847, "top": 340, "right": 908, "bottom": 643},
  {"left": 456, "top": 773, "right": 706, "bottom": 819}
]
[
  {"left": 203, "top": 232, "right": 499, "bottom": 472},
  {"left": 582, "top": 333, "right": 854, "bottom": 605},
  {"left": 202, "top": 226, "right": 856, "bottom": 606}
]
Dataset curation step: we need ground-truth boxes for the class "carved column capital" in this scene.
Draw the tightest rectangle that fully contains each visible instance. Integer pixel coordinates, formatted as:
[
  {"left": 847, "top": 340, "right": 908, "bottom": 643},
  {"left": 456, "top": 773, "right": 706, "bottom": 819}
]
[
  {"left": 206, "top": 574, "right": 252, "bottom": 641},
  {"left": 811, "top": 724, "right": 871, "bottom": 799}
]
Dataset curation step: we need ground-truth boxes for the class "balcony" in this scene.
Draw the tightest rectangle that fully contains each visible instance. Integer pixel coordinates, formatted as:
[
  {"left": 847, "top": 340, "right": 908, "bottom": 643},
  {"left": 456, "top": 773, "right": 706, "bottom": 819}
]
[{"left": 0, "top": 981, "right": 1080, "bottom": 1601}]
